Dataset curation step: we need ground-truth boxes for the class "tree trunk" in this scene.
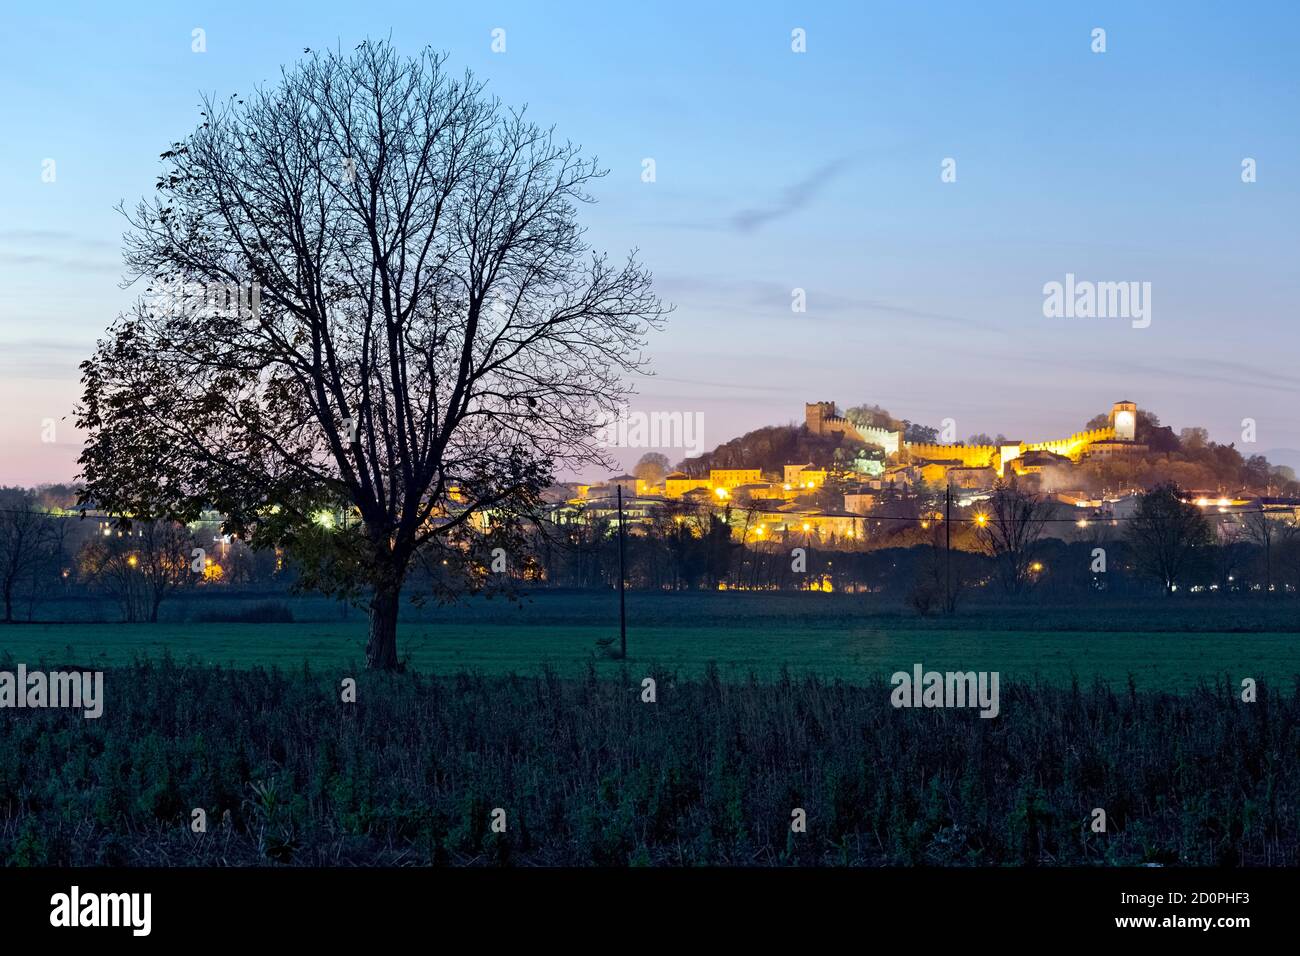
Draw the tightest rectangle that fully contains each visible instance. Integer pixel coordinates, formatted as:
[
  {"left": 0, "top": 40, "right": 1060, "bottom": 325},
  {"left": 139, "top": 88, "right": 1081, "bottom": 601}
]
[{"left": 365, "top": 580, "right": 402, "bottom": 670}]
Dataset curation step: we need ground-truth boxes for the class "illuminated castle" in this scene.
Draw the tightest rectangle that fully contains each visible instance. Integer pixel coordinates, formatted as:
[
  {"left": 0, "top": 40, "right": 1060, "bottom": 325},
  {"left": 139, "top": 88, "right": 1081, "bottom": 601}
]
[{"left": 805, "top": 400, "right": 1141, "bottom": 476}]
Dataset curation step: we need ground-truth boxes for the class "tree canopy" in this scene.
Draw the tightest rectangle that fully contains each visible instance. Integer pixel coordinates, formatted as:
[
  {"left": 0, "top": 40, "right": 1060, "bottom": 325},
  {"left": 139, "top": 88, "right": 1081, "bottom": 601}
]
[{"left": 77, "top": 41, "right": 667, "bottom": 667}]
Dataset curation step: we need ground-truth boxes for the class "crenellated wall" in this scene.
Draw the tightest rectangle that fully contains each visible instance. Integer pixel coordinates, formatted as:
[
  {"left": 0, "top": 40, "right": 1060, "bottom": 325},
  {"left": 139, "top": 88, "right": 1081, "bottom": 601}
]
[
  {"left": 808, "top": 401, "right": 1128, "bottom": 476},
  {"left": 805, "top": 402, "right": 902, "bottom": 455},
  {"left": 902, "top": 442, "right": 998, "bottom": 468},
  {"left": 1022, "top": 426, "right": 1115, "bottom": 460}
]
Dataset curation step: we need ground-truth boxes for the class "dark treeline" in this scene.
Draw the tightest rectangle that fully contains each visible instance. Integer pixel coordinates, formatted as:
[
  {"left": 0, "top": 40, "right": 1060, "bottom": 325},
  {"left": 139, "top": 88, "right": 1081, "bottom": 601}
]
[
  {"left": 533, "top": 484, "right": 1300, "bottom": 607},
  {"left": 3, "top": 481, "right": 1298, "bottom": 623},
  {"left": 1, "top": 660, "right": 1294, "bottom": 866}
]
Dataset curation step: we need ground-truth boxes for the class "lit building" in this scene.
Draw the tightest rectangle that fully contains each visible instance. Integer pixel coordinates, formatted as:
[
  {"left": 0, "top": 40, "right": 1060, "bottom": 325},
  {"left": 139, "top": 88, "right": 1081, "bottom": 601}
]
[
  {"left": 843, "top": 492, "right": 877, "bottom": 515},
  {"left": 709, "top": 468, "right": 763, "bottom": 490},
  {"left": 664, "top": 471, "right": 711, "bottom": 497}
]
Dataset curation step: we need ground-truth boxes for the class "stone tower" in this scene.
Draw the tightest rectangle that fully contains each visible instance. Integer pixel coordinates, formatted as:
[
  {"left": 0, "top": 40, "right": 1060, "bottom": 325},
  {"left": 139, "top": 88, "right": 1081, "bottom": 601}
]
[
  {"left": 805, "top": 402, "right": 836, "bottom": 436},
  {"left": 1110, "top": 400, "right": 1137, "bottom": 442}
]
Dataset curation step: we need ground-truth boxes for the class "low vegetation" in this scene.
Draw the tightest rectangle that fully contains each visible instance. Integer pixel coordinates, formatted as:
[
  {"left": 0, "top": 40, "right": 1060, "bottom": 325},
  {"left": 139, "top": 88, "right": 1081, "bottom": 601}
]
[{"left": 1, "top": 659, "right": 1295, "bottom": 866}]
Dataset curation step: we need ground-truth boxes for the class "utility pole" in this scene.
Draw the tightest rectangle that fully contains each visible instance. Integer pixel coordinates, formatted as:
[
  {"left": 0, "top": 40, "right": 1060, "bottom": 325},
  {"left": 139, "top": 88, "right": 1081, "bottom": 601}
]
[
  {"left": 944, "top": 483, "right": 952, "bottom": 613},
  {"left": 617, "top": 484, "right": 627, "bottom": 659}
]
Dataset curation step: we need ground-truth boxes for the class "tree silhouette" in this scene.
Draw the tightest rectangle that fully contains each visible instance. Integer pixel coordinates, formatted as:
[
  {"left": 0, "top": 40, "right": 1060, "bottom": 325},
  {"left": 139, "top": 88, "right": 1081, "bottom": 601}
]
[
  {"left": 77, "top": 42, "right": 666, "bottom": 668},
  {"left": 1126, "top": 483, "right": 1212, "bottom": 595}
]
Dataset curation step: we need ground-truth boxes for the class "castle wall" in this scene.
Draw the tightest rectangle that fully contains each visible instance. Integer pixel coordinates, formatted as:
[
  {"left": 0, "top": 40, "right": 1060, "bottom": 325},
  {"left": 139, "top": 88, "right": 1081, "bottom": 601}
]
[
  {"left": 809, "top": 401, "right": 1128, "bottom": 476},
  {"left": 805, "top": 402, "right": 901, "bottom": 455},
  {"left": 904, "top": 442, "right": 998, "bottom": 468},
  {"left": 1022, "top": 426, "right": 1115, "bottom": 460}
]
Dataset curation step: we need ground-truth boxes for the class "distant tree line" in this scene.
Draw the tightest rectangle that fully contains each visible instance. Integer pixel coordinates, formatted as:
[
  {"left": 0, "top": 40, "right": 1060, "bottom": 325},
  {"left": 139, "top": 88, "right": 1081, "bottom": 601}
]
[{"left": 2, "top": 480, "right": 1297, "bottom": 623}]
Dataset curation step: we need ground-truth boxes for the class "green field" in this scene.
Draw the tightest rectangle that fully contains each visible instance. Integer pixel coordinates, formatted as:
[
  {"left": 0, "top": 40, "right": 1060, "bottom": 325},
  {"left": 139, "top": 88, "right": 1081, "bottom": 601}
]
[{"left": 4, "top": 612, "right": 1299, "bottom": 691}]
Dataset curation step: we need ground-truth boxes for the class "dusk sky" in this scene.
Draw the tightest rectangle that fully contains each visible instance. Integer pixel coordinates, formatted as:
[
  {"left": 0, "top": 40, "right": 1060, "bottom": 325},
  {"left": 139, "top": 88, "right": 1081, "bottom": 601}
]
[{"left": 2, "top": 0, "right": 1298, "bottom": 486}]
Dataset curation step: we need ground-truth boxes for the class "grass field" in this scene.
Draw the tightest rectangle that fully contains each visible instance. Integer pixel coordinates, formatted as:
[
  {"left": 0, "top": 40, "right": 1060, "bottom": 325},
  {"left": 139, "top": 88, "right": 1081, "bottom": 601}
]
[
  {"left": 4, "top": 603, "right": 1300, "bottom": 690},
  {"left": 5, "top": 592, "right": 1300, "bottom": 867}
]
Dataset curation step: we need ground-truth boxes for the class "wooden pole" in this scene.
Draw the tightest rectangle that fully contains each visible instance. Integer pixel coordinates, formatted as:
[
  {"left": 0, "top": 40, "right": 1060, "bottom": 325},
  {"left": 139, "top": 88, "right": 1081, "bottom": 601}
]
[
  {"left": 945, "top": 483, "right": 952, "bottom": 612},
  {"left": 618, "top": 484, "right": 627, "bottom": 659}
]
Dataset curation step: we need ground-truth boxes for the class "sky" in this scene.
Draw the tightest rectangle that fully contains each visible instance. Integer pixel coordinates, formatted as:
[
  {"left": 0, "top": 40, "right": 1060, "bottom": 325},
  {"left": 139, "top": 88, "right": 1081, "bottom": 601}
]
[{"left": 1, "top": 0, "right": 1298, "bottom": 486}]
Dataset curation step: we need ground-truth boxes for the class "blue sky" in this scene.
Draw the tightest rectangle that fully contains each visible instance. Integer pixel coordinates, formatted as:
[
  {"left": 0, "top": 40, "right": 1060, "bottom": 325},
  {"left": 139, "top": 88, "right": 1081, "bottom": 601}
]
[{"left": 2, "top": 0, "right": 1298, "bottom": 484}]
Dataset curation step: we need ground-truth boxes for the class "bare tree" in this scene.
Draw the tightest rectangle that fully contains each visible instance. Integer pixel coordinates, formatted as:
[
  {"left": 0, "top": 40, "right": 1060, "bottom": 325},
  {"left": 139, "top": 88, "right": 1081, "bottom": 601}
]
[
  {"left": 1241, "top": 504, "right": 1293, "bottom": 595},
  {"left": 76, "top": 42, "right": 666, "bottom": 667},
  {"left": 79, "top": 534, "right": 147, "bottom": 623},
  {"left": 1208, "top": 516, "right": 1247, "bottom": 595},
  {"left": 1277, "top": 524, "right": 1300, "bottom": 596},
  {"left": 0, "top": 488, "right": 55, "bottom": 623},
  {"left": 1126, "top": 483, "right": 1212, "bottom": 595},
  {"left": 79, "top": 520, "right": 193, "bottom": 622},
  {"left": 972, "top": 478, "right": 1049, "bottom": 594}
]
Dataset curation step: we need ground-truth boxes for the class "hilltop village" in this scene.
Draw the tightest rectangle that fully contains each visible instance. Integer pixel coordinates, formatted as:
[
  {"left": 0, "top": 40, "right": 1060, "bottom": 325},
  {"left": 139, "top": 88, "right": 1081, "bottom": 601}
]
[{"left": 561, "top": 400, "right": 1300, "bottom": 546}]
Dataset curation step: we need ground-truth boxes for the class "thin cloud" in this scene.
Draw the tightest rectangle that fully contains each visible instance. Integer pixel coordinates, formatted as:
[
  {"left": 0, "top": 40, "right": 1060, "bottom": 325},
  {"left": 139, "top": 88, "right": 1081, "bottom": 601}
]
[
  {"left": 0, "top": 252, "right": 120, "bottom": 274},
  {"left": 729, "top": 156, "right": 855, "bottom": 234},
  {"left": 654, "top": 273, "right": 991, "bottom": 330},
  {"left": 0, "top": 229, "right": 117, "bottom": 251}
]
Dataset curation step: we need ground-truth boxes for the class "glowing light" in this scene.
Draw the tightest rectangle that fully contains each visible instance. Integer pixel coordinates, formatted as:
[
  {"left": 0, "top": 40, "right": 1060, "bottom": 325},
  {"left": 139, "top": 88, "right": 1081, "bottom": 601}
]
[
  {"left": 1077, "top": 519, "right": 1088, "bottom": 528},
  {"left": 974, "top": 513, "right": 988, "bottom": 527},
  {"left": 802, "top": 523, "right": 811, "bottom": 532},
  {"left": 313, "top": 510, "right": 335, "bottom": 529},
  {"left": 714, "top": 487, "right": 729, "bottom": 499},
  {"left": 127, "top": 555, "right": 138, "bottom": 567},
  {"left": 1030, "top": 562, "right": 1043, "bottom": 573},
  {"left": 782, "top": 483, "right": 792, "bottom": 491}
]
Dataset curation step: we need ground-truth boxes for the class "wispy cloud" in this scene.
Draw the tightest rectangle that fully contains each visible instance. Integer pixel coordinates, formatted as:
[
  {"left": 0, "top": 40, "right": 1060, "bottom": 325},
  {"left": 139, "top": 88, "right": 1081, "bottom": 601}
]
[
  {"left": 0, "top": 229, "right": 121, "bottom": 276},
  {"left": 729, "top": 157, "right": 855, "bottom": 234},
  {"left": 654, "top": 273, "right": 991, "bottom": 330},
  {"left": 0, "top": 229, "right": 117, "bottom": 251},
  {"left": 0, "top": 337, "right": 91, "bottom": 380},
  {"left": 643, "top": 157, "right": 861, "bottom": 235},
  {"left": 0, "top": 252, "right": 120, "bottom": 274}
]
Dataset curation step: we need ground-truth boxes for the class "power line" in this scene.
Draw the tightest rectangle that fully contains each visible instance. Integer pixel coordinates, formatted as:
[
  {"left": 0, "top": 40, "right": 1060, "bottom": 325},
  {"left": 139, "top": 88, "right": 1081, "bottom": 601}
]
[
  {"left": 554, "top": 497, "right": 1288, "bottom": 525},
  {"left": 2, "top": 498, "right": 1293, "bottom": 528}
]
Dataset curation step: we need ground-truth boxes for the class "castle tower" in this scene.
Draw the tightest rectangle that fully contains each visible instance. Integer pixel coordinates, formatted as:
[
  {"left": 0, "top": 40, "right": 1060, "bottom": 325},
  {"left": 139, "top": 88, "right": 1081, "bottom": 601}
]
[
  {"left": 1110, "top": 400, "right": 1137, "bottom": 442},
  {"left": 805, "top": 401, "right": 836, "bottom": 436}
]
